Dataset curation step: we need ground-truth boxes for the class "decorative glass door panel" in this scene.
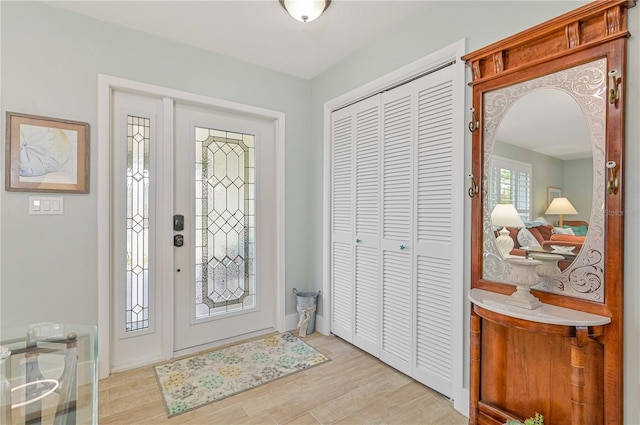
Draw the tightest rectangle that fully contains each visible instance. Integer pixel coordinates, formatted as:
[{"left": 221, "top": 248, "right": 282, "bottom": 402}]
[
  {"left": 126, "top": 115, "right": 151, "bottom": 332},
  {"left": 194, "top": 128, "right": 255, "bottom": 319}
]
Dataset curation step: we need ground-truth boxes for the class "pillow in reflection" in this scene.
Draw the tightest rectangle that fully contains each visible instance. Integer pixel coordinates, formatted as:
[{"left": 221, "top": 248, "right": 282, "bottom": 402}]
[
  {"left": 517, "top": 228, "right": 541, "bottom": 248},
  {"left": 563, "top": 224, "right": 588, "bottom": 236},
  {"left": 523, "top": 220, "right": 547, "bottom": 228},
  {"left": 553, "top": 227, "right": 575, "bottom": 235}
]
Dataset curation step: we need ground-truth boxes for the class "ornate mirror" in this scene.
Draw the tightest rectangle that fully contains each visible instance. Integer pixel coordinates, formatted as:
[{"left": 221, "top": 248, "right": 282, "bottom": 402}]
[
  {"left": 482, "top": 59, "right": 605, "bottom": 301},
  {"left": 463, "top": 1, "right": 633, "bottom": 424}
]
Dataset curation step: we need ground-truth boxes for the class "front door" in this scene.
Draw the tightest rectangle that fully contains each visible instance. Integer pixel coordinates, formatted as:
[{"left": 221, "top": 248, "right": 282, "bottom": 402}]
[
  {"left": 110, "top": 88, "right": 278, "bottom": 371},
  {"left": 173, "top": 103, "right": 277, "bottom": 353}
]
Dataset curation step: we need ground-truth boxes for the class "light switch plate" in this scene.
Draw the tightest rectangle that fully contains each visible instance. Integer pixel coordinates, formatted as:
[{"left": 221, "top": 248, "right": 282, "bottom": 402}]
[{"left": 29, "top": 196, "right": 64, "bottom": 215}]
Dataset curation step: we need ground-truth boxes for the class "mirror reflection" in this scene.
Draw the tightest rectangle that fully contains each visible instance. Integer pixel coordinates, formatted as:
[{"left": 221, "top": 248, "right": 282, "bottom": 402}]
[
  {"left": 490, "top": 89, "right": 592, "bottom": 271},
  {"left": 481, "top": 58, "right": 607, "bottom": 301}
]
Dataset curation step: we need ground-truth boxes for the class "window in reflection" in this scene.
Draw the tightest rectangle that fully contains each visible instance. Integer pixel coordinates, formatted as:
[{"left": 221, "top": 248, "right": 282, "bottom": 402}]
[{"left": 489, "top": 155, "right": 532, "bottom": 221}]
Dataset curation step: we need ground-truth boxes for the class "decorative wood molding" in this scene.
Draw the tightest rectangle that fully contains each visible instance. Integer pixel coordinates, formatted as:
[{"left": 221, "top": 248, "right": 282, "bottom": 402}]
[
  {"left": 462, "top": 0, "right": 636, "bottom": 84},
  {"left": 566, "top": 21, "right": 580, "bottom": 48},
  {"left": 492, "top": 51, "right": 504, "bottom": 74},
  {"left": 471, "top": 60, "right": 481, "bottom": 81},
  {"left": 570, "top": 327, "right": 589, "bottom": 425},
  {"left": 605, "top": 4, "right": 622, "bottom": 34}
]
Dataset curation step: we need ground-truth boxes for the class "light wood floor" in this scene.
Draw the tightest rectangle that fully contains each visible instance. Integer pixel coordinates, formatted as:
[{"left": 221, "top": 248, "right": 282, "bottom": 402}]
[{"left": 99, "top": 332, "right": 468, "bottom": 424}]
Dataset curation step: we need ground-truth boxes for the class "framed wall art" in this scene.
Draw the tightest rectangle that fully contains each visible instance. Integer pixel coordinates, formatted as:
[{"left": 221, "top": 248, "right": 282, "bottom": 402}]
[
  {"left": 547, "top": 186, "right": 561, "bottom": 207},
  {"left": 5, "top": 112, "right": 89, "bottom": 193}
]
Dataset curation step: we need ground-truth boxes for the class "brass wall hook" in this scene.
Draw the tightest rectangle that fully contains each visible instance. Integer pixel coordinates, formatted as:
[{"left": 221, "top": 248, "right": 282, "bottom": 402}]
[
  {"left": 606, "top": 160, "right": 618, "bottom": 194},
  {"left": 467, "top": 173, "right": 479, "bottom": 197},
  {"left": 608, "top": 69, "right": 621, "bottom": 104},
  {"left": 468, "top": 107, "right": 479, "bottom": 132}
]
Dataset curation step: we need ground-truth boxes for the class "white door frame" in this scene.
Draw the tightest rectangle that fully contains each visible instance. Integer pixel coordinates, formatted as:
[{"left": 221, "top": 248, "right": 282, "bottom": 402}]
[
  {"left": 322, "top": 39, "right": 467, "bottom": 415},
  {"left": 97, "top": 75, "right": 286, "bottom": 379}
]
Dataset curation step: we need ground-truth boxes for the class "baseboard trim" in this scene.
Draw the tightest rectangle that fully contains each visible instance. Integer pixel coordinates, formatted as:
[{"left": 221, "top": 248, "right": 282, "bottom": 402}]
[
  {"left": 285, "top": 313, "right": 299, "bottom": 331},
  {"left": 110, "top": 355, "right": 166, "bottom": 374},
  {"left": 314, "top": 314, "right": 329, "bottom": 335},
  {"left": 455, "top": 387, "right": 470, "bottom": 418},
  {"left": 285, "top": 313, "right": 330, "bottom": 336}
]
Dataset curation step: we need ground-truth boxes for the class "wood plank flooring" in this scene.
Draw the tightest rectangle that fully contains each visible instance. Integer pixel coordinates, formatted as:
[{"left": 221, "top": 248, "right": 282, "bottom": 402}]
[{"left": 99, "top": 333, "right": 468, "bottom": 424}]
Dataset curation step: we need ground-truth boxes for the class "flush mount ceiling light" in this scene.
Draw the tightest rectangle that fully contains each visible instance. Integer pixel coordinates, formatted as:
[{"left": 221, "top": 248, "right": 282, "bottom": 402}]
[{"left": 280, "top": 0, "right": 331, "bottom": 23}]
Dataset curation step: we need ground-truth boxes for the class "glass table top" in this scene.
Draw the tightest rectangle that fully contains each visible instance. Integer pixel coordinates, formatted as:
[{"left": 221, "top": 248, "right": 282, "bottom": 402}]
[{"left": 0, "top": 323, "right": 97, "bottom": 425}]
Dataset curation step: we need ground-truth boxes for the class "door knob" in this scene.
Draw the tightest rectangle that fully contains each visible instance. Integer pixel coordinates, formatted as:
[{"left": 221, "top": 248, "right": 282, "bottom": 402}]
[{"left": 174, "top": 234, "right": 184, "bottom": 247}]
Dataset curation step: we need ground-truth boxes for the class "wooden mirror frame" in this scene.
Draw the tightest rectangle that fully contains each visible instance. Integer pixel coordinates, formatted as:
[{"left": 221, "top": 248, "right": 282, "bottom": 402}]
[{"left": 463, "top": 1, "right": 634, "bottom": 424}]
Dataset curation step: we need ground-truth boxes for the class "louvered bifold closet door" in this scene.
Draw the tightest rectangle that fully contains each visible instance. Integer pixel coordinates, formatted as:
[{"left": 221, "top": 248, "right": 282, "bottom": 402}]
[
  {"left": 353, "top": 95, "right": 381, "bottom": 357},
  {"left": 379, "top": 83, "right": 414, "bottom": 375},
  {"left": 330, "top": 106, "right": 354, "bottom": 341},
  {"left": 412, "top": 65, "right": 461, "bottom": 399}
]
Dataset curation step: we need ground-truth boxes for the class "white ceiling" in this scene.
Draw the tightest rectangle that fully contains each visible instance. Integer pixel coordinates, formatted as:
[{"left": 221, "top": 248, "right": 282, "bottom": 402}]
[{"left": 45, "top": 0, "right": 433, "bottom": 80}]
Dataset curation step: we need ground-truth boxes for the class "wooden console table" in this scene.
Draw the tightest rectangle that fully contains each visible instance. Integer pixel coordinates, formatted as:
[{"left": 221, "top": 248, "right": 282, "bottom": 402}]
[{"left": 468, "top": 289, "right": 611, "bottom": 425}]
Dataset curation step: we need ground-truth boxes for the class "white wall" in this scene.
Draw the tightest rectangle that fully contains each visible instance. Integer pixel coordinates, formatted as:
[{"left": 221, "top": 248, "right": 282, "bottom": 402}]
[
  {"left": 309, "top": 2, "right": 640, "bottom": 424},
  {"left": 563, "top": 158, "right": 593, "bottom": 223},
  {"left": 0, "top": 1, "right": 312, "bottom": 325}
]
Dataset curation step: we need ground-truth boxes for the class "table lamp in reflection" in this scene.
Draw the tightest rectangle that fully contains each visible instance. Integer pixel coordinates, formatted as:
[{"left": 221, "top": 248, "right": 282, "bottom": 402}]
[
  {"left": 491, "top": 204, "right": 525, "bottom": 258},
  {"left": 545, "top": 197, "right": 578, "bottom": 226}
]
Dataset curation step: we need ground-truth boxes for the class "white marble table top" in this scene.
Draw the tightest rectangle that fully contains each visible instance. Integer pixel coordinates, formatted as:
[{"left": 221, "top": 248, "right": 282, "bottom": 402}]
[{"left": 469, "top": 288, "right": 611, "bottom": 327}]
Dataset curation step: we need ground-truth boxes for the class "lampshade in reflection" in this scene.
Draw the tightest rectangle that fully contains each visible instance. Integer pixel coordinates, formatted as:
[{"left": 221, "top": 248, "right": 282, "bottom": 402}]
[
  {"left": 491, "top": 204, "right": 525, "bottom": 258},
  {"left": 280, "top": 0, "right": 331, "bottom": 22},
  {"left": 545, "top": 197, "right": 578, "bottom": 226}
]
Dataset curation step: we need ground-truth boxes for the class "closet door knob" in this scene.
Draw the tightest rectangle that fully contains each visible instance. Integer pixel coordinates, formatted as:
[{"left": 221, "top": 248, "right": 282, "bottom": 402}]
[
  {"left": 400, "top": 245, "right": 406, "bottom": 250},
  {"left": 356, "top": 239, "right": 362, "bottom": 243}
]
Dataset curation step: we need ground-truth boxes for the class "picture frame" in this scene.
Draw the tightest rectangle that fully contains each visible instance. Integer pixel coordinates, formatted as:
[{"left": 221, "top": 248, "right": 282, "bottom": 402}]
[
  {"left": 547, "top": 186, "right": 562, "bottom": 206},
  {"left": 5, "top": 112, "right": 89, "bottom": 193}
]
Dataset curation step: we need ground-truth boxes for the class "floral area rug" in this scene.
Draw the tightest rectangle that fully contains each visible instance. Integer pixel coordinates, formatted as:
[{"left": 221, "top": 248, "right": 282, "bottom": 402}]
[{"left": 154, "top": 332, "right": 330, "bottom": 417}]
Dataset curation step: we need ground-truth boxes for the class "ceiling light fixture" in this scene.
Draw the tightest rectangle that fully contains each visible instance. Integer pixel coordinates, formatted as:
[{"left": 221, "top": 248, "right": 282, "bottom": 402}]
[{"left": 280, "top": 0, "right": 331, "bottom": 23}]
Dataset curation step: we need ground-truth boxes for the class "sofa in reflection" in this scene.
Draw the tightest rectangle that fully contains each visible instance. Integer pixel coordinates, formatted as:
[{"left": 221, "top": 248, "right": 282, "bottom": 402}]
[{"left": 499, "top": 220, "right": 588, "bottom": 270}]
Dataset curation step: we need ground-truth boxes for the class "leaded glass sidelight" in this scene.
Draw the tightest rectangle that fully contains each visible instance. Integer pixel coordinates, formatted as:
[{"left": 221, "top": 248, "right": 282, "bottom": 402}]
[
  {"left": 195, "top": 128, "right": 256, "bottom": 319},
  {"left": 126, "top": 116, "right": 150, "bottom": 332}
]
